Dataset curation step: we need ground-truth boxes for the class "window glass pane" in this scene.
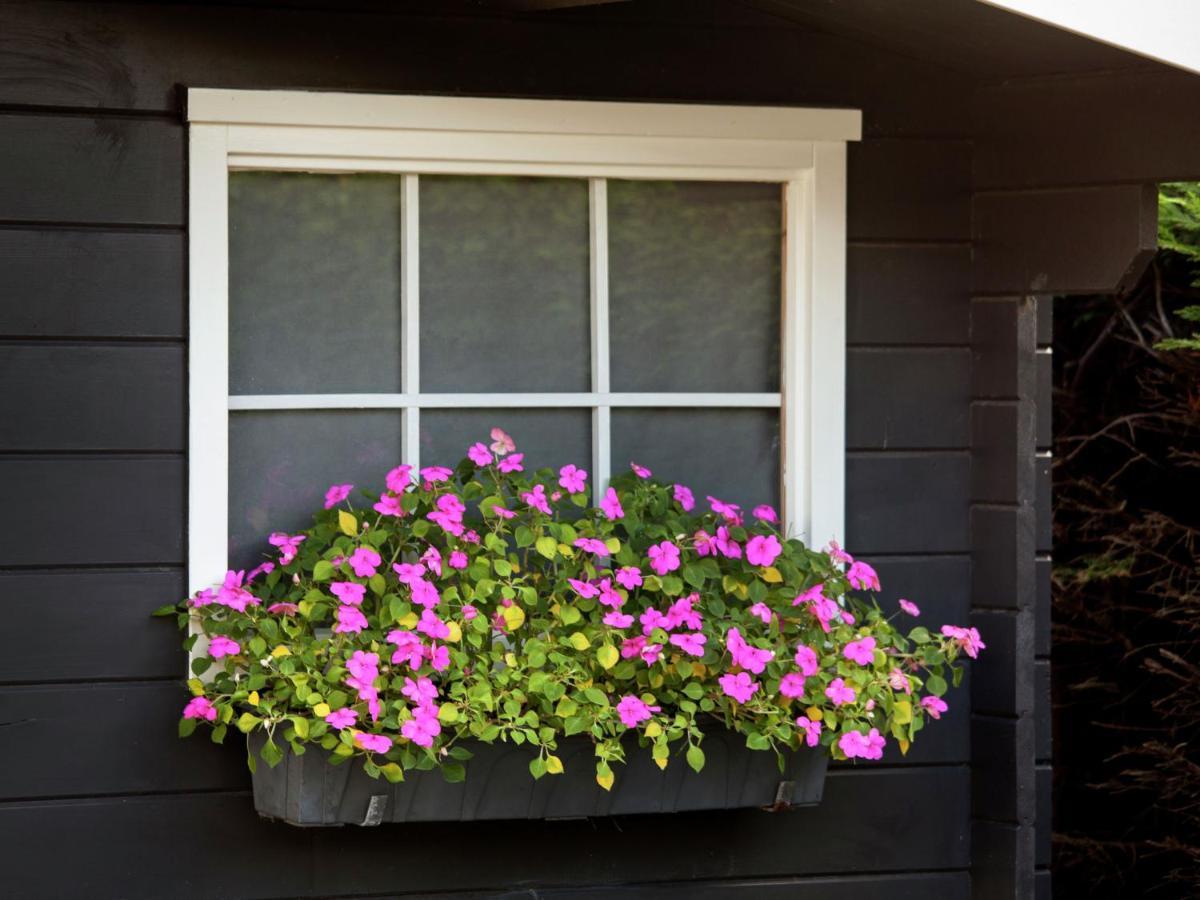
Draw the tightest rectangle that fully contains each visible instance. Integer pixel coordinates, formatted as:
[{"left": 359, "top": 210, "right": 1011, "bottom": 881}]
[
  {"left": 608, "top": 180, "right": 781, "bottom": 393},
  {"left": 611, "top": 408, "right": 779, "bottom": 512},
  {"left": 229, "top": 172, "right": 403, "bottom": 394},
  {"left": 421, "top": 409, "right": 591, "bottom": 484},
  {"left": 228, "top": 410, "right": 403, "bottom": 570},
  {"left": 420, "top": 176, "right": 591, "bottom": 392}
]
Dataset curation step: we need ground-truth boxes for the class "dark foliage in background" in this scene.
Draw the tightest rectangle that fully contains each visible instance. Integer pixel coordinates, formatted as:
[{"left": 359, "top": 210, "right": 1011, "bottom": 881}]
[{"left": 1053, "top": 185, "right": 1200, "bottom": 896}]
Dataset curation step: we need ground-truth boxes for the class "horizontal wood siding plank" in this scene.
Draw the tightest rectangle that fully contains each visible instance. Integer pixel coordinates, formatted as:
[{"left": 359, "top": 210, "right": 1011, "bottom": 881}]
[
  {"left": 847, "top": 245, "right": 971, "bottom": 346},
  {"left": 0, "top": 229, "right": 184, "bottom": 337},
  {"left": 847, "top": 349, "right": 970, "bottom": 450},
  {"left": 0, "top": 570, "right": 183, "bottom": 682},
  {"left": 0, "top": 458, "right": 183, "bottom": 566},
  {"left": 530, "top": 872, "right": 970, "bottom": 899},
  {"left": 846, "top": 453, "right": 970, "bottom": 554},
  {"left": 0, "top": 114, "right": 182, "bottom": 225},
  {"left": 0, "top": 344, "right": 184, "bottom": 450},
  {"left": 848, "top": 140, "right": 971, "bottom": 242}
]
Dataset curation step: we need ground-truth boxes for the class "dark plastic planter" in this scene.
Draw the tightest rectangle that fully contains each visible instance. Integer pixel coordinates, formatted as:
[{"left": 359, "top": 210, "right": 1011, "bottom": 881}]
[{"left": 248, "top": 731, "right": 828, "bottom": 826}]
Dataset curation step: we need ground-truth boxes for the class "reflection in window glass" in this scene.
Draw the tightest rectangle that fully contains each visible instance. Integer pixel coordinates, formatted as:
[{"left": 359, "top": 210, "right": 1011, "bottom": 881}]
[
  {"left": 228, "top": 410, "right": 403, "bottom": 570},
  {"left": 229, "top": 172, "right": 403, "bottom": 394},
  {"left": 420, "top": 175, "right": 591, "bottom": 392},
  {"left": 608, "top": 180, "right": 781, "bottom": 393}
]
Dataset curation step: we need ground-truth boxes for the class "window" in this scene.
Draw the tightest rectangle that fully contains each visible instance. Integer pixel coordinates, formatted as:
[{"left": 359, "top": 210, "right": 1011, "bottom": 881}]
[{"left": 188, "top": 90, "right": 859, "bottom": 590}]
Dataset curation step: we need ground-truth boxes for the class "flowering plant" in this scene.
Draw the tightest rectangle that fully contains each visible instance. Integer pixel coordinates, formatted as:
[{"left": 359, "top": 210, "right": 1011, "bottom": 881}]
[{"left": 169, "top": 429, "right": 983, "bottom": 789}]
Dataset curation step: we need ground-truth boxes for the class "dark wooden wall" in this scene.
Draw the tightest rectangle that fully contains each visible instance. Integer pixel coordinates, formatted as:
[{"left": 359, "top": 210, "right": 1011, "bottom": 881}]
[{"left": 0, "top": 0, "right": 1144, "bottom": 895}]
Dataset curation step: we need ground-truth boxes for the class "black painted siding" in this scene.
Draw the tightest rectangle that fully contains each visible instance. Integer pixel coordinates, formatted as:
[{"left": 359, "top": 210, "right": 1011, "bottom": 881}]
[{"left": 0, "top": 2, "right": 989, "bottom": 896}]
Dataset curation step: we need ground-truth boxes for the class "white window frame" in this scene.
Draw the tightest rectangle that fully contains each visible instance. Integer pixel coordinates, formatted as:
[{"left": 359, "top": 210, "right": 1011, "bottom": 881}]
[{"left": 186, "top": 88, "right": 860, "bottom": 597}]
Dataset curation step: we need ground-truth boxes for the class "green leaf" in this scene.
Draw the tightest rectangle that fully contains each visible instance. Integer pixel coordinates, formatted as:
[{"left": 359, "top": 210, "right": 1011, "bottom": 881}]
[
  {"left": 211, "top": 724, "right": 228, "bottom": 744},
  {"left": 583, "top": 687, "right": 609, "bottom": 706},
  {"left": 151, "top": 604, "right": 178, "bottom": 617},
  {"left": 178, "top": 717, "right": 197, "bottom": 738},
  {"left": 338, "top": 509, "right": 358, "bottom": 537},
  {"left": 686, "top": 744, "right": 706, "bottom": 773},
  {"left": 529, "top": 757, "right": 547, "bottom": 779},
  {"left": 312, "top": 560, "right": 334, "bottom": 581},
  {"left": 596, "top": 644, "right": 619, "bottom": 670},
  {"left": 442, "top": 762, "right": 467, "bottom": 783},
  {"left": 564, "top": 716, "right": 590, "bottom": 736},
  {"left": 380, "top": 762, "right": 405, "bottom": 783},
  {"left": 260, "top": 739, "right": 285, "bottom": 768},
  {"left": 745, "top": 732, "right": 771, "bottom": 751},
  {"left": 236, "top": 712, "right": 261, "bottom": 733},
  {"left": 535, "top": 536, "right": 558, "bottom": 560},
  {"left": 681, "top": 565, "right": 707, "bottom": 589},
  {"left": 926, "top": 674, "right": 948, "bottom": 697},
  {"left": 514, "top": 526, "right": 535, "bottom": 548},
  {"left": 567, "top": 631, "right": 591, "bottom": 651},
  {"left": 682, "top": 681, "right": 704, "bottom": 700}
]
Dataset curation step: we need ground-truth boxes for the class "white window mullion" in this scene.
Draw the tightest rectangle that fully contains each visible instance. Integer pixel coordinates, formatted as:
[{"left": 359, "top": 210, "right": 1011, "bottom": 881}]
[
  {"left": 401, "top": 173, "right": 421, "bottom": 473},
  {"left": 589, "top": 178, "right": 611, "bottom": 493}
]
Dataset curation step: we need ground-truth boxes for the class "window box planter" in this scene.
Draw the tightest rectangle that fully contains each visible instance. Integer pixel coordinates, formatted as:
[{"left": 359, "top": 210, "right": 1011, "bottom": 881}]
[{"left": 249, "top": 730, "right": 827, "bottom": 826}]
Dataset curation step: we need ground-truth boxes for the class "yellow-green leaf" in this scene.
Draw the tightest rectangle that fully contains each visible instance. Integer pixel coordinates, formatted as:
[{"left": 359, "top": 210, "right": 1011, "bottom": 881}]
[
  {"left": 644, "top": 721, "right": 662, "bottom": 738},
  {"left": 568, "top": 631, "right": 591, "bottom": 651},
  {"left": 502, "top": 604, "right": 526, "bottom": 631},
  {"left": 380, "top": 762, "right": 405, "bottom": 783},
  {"left": 437, "top": 704, "right": 459, "bottom": 724},
  {"left": 445, "top": 621, "right": 462, "bottom": 643},
  {"left": 894, "top": 699, "right": 913, "bottom": 725},
  {"left": 596, "top": 769, "right": 615, "bottom": 791},
  {"left": 338, "top": 509, "right": 358, "bottom": 537},
  {"left": 312, "top": 702, "right": 330, "bottom": 718},
  {"left": 604, "top": 537, "right": 621, "bottom": 554},
  {"left": 596, "top": 644, "right": 619, "bottom": 670},
  {"left": 761, "top": 566, "right": 783, "bottom": 584},
  {"left": 248, "top": 691, "right": 260, "bottom": 707},
  {"left": 545, "top": 754, "right": 564, "bottom": 775},
  {"left": 535, "top": 536, "right": 558, "bottom": 560}
]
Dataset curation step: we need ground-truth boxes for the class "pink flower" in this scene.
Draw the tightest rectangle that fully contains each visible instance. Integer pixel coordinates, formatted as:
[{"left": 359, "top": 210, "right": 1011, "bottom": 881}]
[
  {"left": 639, "top": 607, "right": 670, "bottom": 635},
  {"left": 921, "top": 695, "right": 949, "bottom": 719},
  {"left": 438, "top": 494, "right": 466, "bottom": 516},
  {"left": 490, "top": 427, "right": 516, "bottom": 455},
  {"left": 334, "top": 604, "right": 368, "bottom": 634},
  {"left": 647, "top": 541, "right": 680, "bottom": 575},
  {"left": 373, "top": 493, "right": 404, "bottom": 517},
  {"left": 574, "top": 537, "right": 609, "bottom": 556},
  {"left": 693, "top": 529, "right": 714, "bottom": 557},
  {"left": 490, "top": 504, "right": 516, "bottom": 520},
  {"left": 600, "top": 487, "right": 624, "bottom": 520},
  {"left": 417, "top": 609, "right": 450, "bottom": 640},
  {"left": 420, "top": 466, "right": 454, "bottom": 484},
  {"left": 616, "top": 694, "right": 659, "bottom": 728},
  {"left": 268, "top": 532, "right": 306, "bottom": 565},
  {"left": 569, "top": 578, "right": 600, "bottom": 599},
  {"left": 597, "top": 578, "right": 623, "bottom": 609},
  {"left": 843, "top": 636, "right": 877, "bottom": 666},
  {"left": 461, "top": 603, "right": 478, "bottom": 621},
  {"left": 246, "top": 561, "right": 275, "bottom": 583},
  {"left": 325, "top": 708, "right": 357, "bottom": 730},
  {"left": 794, "top": 644, "right": 819, "bottom": 676},
  {"left": 385, "top": 465, "right": 412, "bottom": 493},
  {"left": 183, "top": 696, "right": 217, "bottom": 721},
  {"left": 421, "top": 546, "right": 443, "bottom": 577},
  {"left": 558, "top": 464, "right": 588, "bottom": 494},
  {"left": 630, "top": 462, "right": 652, "bottom": 478},
  {"left": 899, "top": 598, "right": 920, "bottom": 616},
  {"left": 749, "top": 602, "right": 772, "bottom": 625},
  {"left": 448, "top": 550, "right": 469, "bottom": 570},
  {"left": 215, "top": 570, "right": 258, "bottom": 612},
  {"left": 468, "top": 442, "right": 493, "bottom": 466},
  {"left": 393, "top": 563, "right": 426, "bottom": 585},
  {"left": 725, "top": 627, "right": 775, "bottom": 674},
  {"left": 719, "top": 671, "right": 759, "bottom": 703},
  {"left": 640, "top": 643, "right": 663, "bottom": 665},
  {"left": 713, "top": 526, "right": 742, "bottom": 560},
  {"left": 752, "top": 504, "right": 778, "bottom": 524},
  {"left": 889, "top": 668, "right": 913, "bottom": 694},
  {"left": 324, "top": 483, "right": 353, "bottom": 509},
  {"left": 825, "top": 540, "right": 853, "bottom": 565},
  {"left": 707, "top": 496, "right": 742, "bottom": 523},
  {"left": 839, "top": 728, "right": 885, "bottom": 761},
  {"left": 620, "top": 635, "right": 646, "bottom": 659},
  {"left": 462, "top": 530, "right": 481, "bottom": 544},
  {"left": 779, "top": 672, "right": 807, "bottom": 698},
  {"left": 615, "top": 567, "right": 643, "bottom": 590},
  {"left": 353, "top": 732, "right": 393, "bottom": 754},
  {"left": 402, "top": 676, "right": 438, "bottom": 704},
  {"left": 825, "top": 677, "right": 856, "bottom": 706},
  {"left": 745, "top": 534, "right": 782, "bottom": 568},
  {"left": 207, "top": 635, "right": 240, "bottom": 659},
  {"left": 427, "top": 509, "right": 464, "bottom": 536},
  {"left": 792, "top": 583, "right": 825, "bottom": 607},
  {"left": 346, "top": 651, "right": 380, "bottom": 684},
  {"left": 348, "top": 547, "right": 381, "bottom": 578},
  {"left": 410, "top": 578, "right": 440, "bottom": 609},
  {"left": 941, "top": 625, "right": 986, "bottom": 659},
  {"left": 673, "top": 484, "right": 695, "bottom": 511},
  {"left": 795, "top": 715, "right": 822, "bottom": 748},
  {"left": 330, "top": 581, "right": 366, "bottom": 606},
  {"left": 669, "top": 631, "right": 706, "bottom": 656},
  {"left": 427, "top": 644, "right": 451, "bottom": 672},
  {"left": 401, "top": 705, "right": 442, "bottom": 748},
  {"left": 666, "top": 594, "right": 703, "bottom": 630},
  {"left": 267, "top": 601, "right": 298, "bottom": 616},
  {"left": 604, "top": 611, "right": 634, "bottom": 628},
  {"left": 847, "top": 560, "right": 880, "bottom": 591},
  {"left": 521, "top": 483, "right": 552, "bottom": 515},
  {"left": 498, "top": 453, "right": 524, "bottom": 474}
]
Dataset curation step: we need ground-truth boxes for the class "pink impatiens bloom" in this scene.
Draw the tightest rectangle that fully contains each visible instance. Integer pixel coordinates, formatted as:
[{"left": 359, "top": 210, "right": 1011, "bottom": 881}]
[
  {"left": 420, "top": 466, "right": 453, "bottom": 484},
  {"left": 941, "top": 625, "right": 986, "bottom": 659},
  {"left": 620, "top": 634, "right": 647, "bottom": 659},
  {"left": 267, "top": 601, "right": 298, "bottom": 616},
  {"left": 745, "top": 534, "right": 782, "bottom": 568},
  {"left": 268, "top": 532, "right": 306, "bottom": 564},
  {"left": 640, "top": 643, "right": 664, "bottom": 665},
  {"left": 393, "top": 563, "right": 426, "bottom": 585},
  {"left": 719, "top": 671, "right": 759, "bottom": 704},
  {"left": 693, "top": 529, "right": 714, "bottom": 557},
  {"left": 604, "top": 611, "right": 634, "bottom": 629},
  {"left": 324, "top": 483, "right": 353, "bottom": 509},
  {"left": 417, "top": 609, "right": 451, "bottom": 640},
  {"left": 795, "top": 715, "right": 823, "bottom": 747},
  {"left": 639, "top": 607, "right": 670, "bottom": 635},
  {"left": 569, "top": 578, "right": 600, "bottom": 599},
  {"left": 558, "top": 464, "right": 588, "bottom": 494},
  {"left": 921, "top": 696, "right": 949, "bottom": 719},
  {"left": 421, "top": 545, "right": 443, "bottom": 577},
  {"left": 889, "top": 668, "right": 913, "bottom": 694},
  {"left": 246, "top": 561, "right": 275, "bottom": 583},
  {"left": 216, "top": 570, "right": 258, "bottom": 613},
  {"left": 410, "top": 578, "right": 441, "bottom": 610},
  {"left": 666, "top": 594, "right": 703, "bottom": 630},
  {"left": 843, "top": 636, "right": 877, "bottom": 666},
  {"left": 385, "top": 465, "right": 412, "bottom": 493},
  {"left": 600, "top": 487, "right": 624, "bottom": 520},
  {"left": 330, "top": 581, "right": 366, "bottom": 606},
  {"left": 353, "top": 732, "right": 393, "bottom": 754},
  {"left": 490, "top": 504, "right": 516, "bottom": 520},
  {"left": 521, "top": 483, "right": 552, "bottom": 515},
  {"left": 630, "top": 462, "right": 652, "bottom": 479},
  {"left": 707, "top": 496, "right": 742, "bottom": 523},
  {"left": 498, "top": 452, "right": 524, "bottom": 474},
  {"left": 899, "top": 598, "right": 920, "bottom": 616},
  {"left": 401, "top": 705, "right": 442, "bottom": 748},
  {"left": 373, "top": 493, "right": 404, "bottom": 517},
  {"left": 825, "top": 678, "right": 856, "bottom": 706},
  {"left": 387, "top": 630, "right": 422, "bottom": 667},
  {"left": 207, "top": 635, "right": 240, "bottom": 659},
  {"left": 673, "top": 484, "right": 695, "bottom": 511},
  {"left": 348, "top": 547, "right": 382, "bottom": 578},
  {"left": 794, "top": 644, "right": 819, "bottom": 676},
  {"left": 713, "top": 526, "right": 742, "bottom": 560},
  {"left": 669, "top": 631, "right": 707, "bottom": 656},
  {"left": 792, "top": 583, "right": 825, "bottom": 607},
  {"left": 401, "top": 676, "right": 438, "bottom": 704},
  {"left": 726, "top": 627, "right": 775, "bottom": 674},
  {"left": 461, "top": 603, "right": 478, "bottom": 621},
  {"left": 597, "top": 578, "right": 623, "bottom": 609},
  {"left": 752, "top": 504, "right": 778, "bottom": 524},
  {"left": 490, "top": 427, "right": 516, "bottom": 455},
  {"left": 615, "top": 566, "right": 643, "bottom": 590},
  {"left": 448, "top": 550, "right": 469, "bottom": 570},
  {"left": 616, "top": 695, "right": 659, "bottom": 728},
  {"left": 334, "top": 604, "right": 368, "bottom": 634},
  {"left": 779, "top": 672, "right": 807, "bottom": 698},
  {"left": 749, "top": 602, "right": 772, "bottom": 625},
  {"left": 183, "top": 696, "right": 217, "bottom": 722},
  {"left": 846, "top": 560, "right": 881, "bottom": 591},
  {"left": 574, "top": 537, "right": 609, "bottom": 556},
  {"left": 839, "top": 728, "right": 885, "bottom": 760},
  {"left": 468, "top": 442, "right": 493, "bottom": 466},
  {"left": 426, "top": 643, "right": 451, "bottom": 672},
  {"left": 647, "top": 541, "right": 681, "bottom": 575},
  {"left": 825, "top": 540, "right": 854, "bottom": 565},
  {"left": 346, "top": 651, "right": 380, "bottom": 685},
  {"left": 325, "top": 708, "right": 357, "bottom": 730}
]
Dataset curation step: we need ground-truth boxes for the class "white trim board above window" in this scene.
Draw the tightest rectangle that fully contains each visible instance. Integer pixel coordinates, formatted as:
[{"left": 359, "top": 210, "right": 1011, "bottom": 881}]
[{"left": 187, "top": 88, "right": 860, "bottom": 597}]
